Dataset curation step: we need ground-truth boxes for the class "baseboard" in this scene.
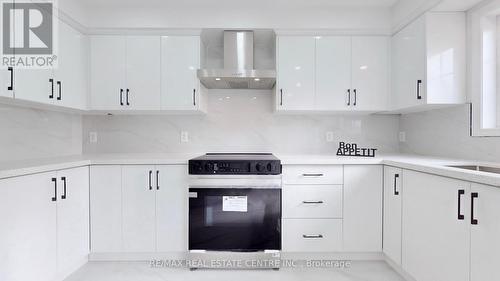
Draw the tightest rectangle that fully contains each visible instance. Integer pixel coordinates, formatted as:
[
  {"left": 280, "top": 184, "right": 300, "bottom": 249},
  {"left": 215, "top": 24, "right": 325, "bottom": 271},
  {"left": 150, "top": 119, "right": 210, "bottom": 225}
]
[{"left": 382, "top": 253, "right": 416, "bottom": 281}]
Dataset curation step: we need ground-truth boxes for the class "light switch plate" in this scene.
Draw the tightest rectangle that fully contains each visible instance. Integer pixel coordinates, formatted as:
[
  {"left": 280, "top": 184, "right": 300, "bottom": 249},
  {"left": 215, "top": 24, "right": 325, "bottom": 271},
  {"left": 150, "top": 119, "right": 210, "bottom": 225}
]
[
  {"left": 181, "top": 131, "right": 189, "bottom": 143},
  {"left": 326, "top": 131, "right": 335, "bottom": 142},
  {"left": 399, "top": 131, "right": 406, "bottom": 143},
  {"left": 89, "top": 132, "right": 98, "bottom": 143}
]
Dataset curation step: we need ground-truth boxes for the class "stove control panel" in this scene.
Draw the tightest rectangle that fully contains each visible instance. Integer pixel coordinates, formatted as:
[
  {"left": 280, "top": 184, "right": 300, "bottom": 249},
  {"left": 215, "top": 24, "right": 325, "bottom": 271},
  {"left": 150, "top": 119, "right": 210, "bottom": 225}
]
[{"left": 189, "top": 160, "right": 282, "bottom": 175}]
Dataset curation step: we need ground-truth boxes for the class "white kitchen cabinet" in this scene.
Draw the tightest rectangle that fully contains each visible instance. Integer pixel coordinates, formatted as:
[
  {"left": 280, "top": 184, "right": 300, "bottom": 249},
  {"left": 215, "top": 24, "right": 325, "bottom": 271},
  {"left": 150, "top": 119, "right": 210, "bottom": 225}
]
[
  {"left": 343, "top": 165, "right": 382, "bottom": 252},
  {"left": 0, "top": 167, "right": 89, "bottom": 281},
  {"left": 282, "top": 219, "right": 343, "bottom": 252},
  {"left": 402, "top": 170, "right": 470, "bottom": 281},
  {"left": 315, "top": 36, "right": 351, "bottom": 111},
  {"left": 90, "top": 36, "right": 161, "bottom": 111},
  {"left": 276, "top": 36, "right": 315, "bottom": 110},
  {"left": 470, "top": 183, "right": 500, "bottom": 281},
  {"left": 282, "top": 165, "right": 343, "bottom": 185},
  {"left": 382, "top": 166, "right": 403, "bottom": 265},
  {"left": 0, "top": 172, "right": 57, "bottom": 281},
  {"left": 156, "top": 165, "right": 189, "bottom": 252},
  {"left": 56, "top": 167, "right": 90, "bottom": 280},
  {"left": 13, "top": 20, "right": 87, "bottom": 110},
  {"left": 391, "top": 13, "right": 466, "bottom": 112},
  {"left": 0, "top": 67, "right": 14, "bottom": 98},
  {"left": 161, "top": 36, "right": 206, "bottom": 112},
  {"left": 122, "top": 165, "right": 157, "bottom": 252},
  {"left": 90, "top": 165, "right": 123, "bottom": 253},
  {"left": 351, "top": 36, "right": 389, "bottom": 111}
]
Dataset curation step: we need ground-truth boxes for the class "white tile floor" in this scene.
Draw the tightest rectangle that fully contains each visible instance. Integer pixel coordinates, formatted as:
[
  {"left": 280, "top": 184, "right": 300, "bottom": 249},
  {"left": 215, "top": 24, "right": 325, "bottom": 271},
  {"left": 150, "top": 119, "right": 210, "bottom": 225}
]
[{"left": 64, "top": 261, "right": 406, "bottom": 281}]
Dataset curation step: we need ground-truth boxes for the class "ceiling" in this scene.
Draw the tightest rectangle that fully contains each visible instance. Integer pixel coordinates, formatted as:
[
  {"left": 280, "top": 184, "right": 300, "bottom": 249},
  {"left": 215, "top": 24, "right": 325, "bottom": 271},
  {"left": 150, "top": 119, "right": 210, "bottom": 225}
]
[{"left": 80, "top": 0, "right": 400, "bottom": 9}]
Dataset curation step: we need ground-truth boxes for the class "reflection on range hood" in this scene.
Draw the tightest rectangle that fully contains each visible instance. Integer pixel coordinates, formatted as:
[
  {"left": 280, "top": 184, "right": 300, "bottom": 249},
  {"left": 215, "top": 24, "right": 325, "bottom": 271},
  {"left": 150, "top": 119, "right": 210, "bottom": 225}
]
[{"left": 197, "top": 30, "right": 276, "bottom": 90}]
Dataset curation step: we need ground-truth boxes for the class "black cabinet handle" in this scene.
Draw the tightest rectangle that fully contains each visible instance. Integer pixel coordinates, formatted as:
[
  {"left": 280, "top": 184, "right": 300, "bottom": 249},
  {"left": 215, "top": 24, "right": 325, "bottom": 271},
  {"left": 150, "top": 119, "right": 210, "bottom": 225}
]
[
  {"left": 149, "top": 170, "right": 153, "bottom": 190},
  {"left": 7, "top": 67, "right": 13, "bottom": 91},
  {"left": 302, "top": 173, "right": 324, "bottom": 177},
  {"left": 120, "top": 89, "right": 124, "bottom": 106},
  {"left": 394, "top": 174, "right": 400, "bottom": 196},
  {"left": 302, "top": 234, "right": 323, "bottom": 239},
  {"left": 347, "top": 89, "right": 351, "bottom": 106},
  {"left": 280, "top": 89, "right": 283, "bottom": 106},
  {"left": 156, "top": 170, "right": 160, "bottom": 190},
  {"left": 416, "top": 80, "right": 422, "bottom": 100},
  {"left": 457, "top": 189, "right": 465, "bottom": 220},
  {"left": 57, "top": 81, "right": 61, "bottom": 100},
  {"left": 126, "top": 89, "right": 130, "bottom": 106},
  {"left": 51, "top": 178, "right": 57, "bottom": 202},
  {"left": 49, "top": 79, "right": 54, "bottom": 99},
  {"left": 193, "top": 89, "right": 196, "bottom": 106},
  {"left": 471, "top": 192, "right": 478, "bottom": 225},
  {"left": 353, "top": 89, "right": 357, "bottom": 106},
  {"left": 61, "top": 177, "right": 67, "bottom": 200},
  {"left": 302, "top": 200, "right": 324, "bottom": 204}
]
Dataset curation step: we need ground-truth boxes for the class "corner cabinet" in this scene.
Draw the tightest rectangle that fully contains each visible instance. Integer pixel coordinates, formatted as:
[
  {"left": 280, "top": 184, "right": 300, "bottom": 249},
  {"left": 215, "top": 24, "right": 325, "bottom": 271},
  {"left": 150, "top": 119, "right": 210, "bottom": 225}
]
[
  {"left": 0, "top": 167, "right": 89, "bottom": 281},
  {"left": 391, "top": 12, "right": 466, "bottom": 112},
  {"left": 276, "top": 35, "right": 389, "bottom": 112},
  {"left": 382, "top": 166, "right": 402, "bottom": 265}
]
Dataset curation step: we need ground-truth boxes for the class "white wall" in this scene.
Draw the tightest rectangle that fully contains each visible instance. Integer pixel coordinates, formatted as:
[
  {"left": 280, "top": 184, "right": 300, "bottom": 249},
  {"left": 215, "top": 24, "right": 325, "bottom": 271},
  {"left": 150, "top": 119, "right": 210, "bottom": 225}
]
[
  {"left": 0, "top": 104, "right": 82, "bottom": 161},
  {"left": 400, "top": 105, "right": 500, "bottom": 162},
  {"left": 83, "top": 91, "right": 400, "bottom": 155}
]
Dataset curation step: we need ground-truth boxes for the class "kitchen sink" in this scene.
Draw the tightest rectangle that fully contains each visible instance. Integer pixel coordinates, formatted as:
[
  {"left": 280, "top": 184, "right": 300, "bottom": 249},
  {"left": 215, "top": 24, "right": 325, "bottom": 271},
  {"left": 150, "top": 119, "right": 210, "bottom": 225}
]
[{"left": 447, "top": 165, "right": 500, "bottom": 174}]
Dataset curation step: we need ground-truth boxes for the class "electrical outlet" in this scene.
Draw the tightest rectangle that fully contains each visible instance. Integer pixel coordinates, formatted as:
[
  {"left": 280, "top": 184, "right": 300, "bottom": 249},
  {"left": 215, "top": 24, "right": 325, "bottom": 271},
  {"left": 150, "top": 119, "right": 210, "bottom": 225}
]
[
  {"left": 89, "top": 132, "right": 98, "bottom": 143},
  {"left": 325, "top": 131, "right": 335, "bottom": 142},
  {"left": 180, "top": 131, "right": 189, "bottom": 143},
  {"left": 399, "top": 131, "right": 406, "bottom": 143}
]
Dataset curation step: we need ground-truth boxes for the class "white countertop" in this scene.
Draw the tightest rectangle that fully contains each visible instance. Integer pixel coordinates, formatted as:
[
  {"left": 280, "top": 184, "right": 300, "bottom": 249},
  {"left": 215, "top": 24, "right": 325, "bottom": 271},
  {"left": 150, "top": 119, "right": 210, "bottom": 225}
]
[{"left": 1, "top": 153, "right": 499, "bottom": 187}]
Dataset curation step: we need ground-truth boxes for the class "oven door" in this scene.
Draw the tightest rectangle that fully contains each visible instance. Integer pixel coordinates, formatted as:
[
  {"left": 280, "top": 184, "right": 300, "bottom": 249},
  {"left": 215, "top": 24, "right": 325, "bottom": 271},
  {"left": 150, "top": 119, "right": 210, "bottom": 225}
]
[{"left": 188, "top": 187, "right": 281, "bottom": 252}]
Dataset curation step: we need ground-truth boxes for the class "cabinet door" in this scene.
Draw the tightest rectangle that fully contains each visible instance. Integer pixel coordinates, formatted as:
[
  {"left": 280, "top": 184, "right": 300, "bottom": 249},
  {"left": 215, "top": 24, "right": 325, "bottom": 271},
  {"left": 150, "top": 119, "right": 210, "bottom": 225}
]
[
  {"left": 156, "top": 165, "right": 188, "bottom": 252},
  {"left": 0, "top": 172, "right": 57, "bottom": 281},
  {"left": 0, "top": 67, "right": 14, "bottom": 98},
  {"left": 161, "top": 36, "right": 200, "bottom": 110},
  {"left": 402, "top": 170, "right": 470, "bottom": 281},
  {"left": 276, "top": 36, "right": 315, "bottom": 110},
  {"left": 90, "top": 36, "right": 126, "bottom": 110},
  {"left": 90, "top": 165, "right": 122, "bottom": 253},
  {"left": 56, "top": 167, "right": 89, "bottom": 280},
  {"left": 351, "top": 36, "right": 389, "bottom": 111},
  {"left": 383, "top": 166, "right": 403, "bottom": 265},
  {"left": 315, "top": 36, "right": 352, "bottom": 111},
  {"left": 55, "top": 20, "right": 87, "bottom": 110},
  {"left": 470, "top": 183, "right": 500, "bottom": 281},
  {"left": 391, "top": 16, "right": 426, "bottom": 110},
  {"left": 122, "top": 165, "right": 156, "bottom": 252},
  {"left": 343, "top": 165, "right": 383, "bottom": 252},
  {"left": 125, "top": 36, "right": 161, "bottom": 110},
  {"left": 14, "top": 68, "right": 53, "bottom": 105}
]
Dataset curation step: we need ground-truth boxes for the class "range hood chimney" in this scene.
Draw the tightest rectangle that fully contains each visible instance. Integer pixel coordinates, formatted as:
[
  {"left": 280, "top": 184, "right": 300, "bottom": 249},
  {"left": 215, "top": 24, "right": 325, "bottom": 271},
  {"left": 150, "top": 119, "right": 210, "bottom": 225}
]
[{"left": 197, "top": 30, "right": 276, "bottom": 90}]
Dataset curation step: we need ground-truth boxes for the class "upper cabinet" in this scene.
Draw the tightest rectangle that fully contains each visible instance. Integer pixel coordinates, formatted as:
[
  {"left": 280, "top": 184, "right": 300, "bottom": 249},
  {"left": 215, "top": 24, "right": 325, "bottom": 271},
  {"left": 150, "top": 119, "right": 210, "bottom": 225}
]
[
  {"left": 13, "top": 19, "right": 88, "bottom": 110},
  {"left": 276, "top": 35, "right": 389, "bottom": 112},
  {"left": 391, "top": 13, "right": 466, "bottom": 112},
  {"left": 90, "top": 36, "right": 161, "bottom": 111},
  {"left": 161, "top": 36, "right": 206, "bottom": 112}
]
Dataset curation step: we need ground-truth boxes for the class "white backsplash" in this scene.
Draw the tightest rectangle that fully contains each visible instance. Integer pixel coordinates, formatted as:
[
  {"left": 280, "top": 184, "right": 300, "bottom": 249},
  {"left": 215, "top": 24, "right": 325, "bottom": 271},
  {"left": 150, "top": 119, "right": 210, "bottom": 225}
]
[
  {"left": 0, "top": 104, "right": 82, "bottom": 161},
  {"left": 83, "top": 91, "right": 400, "bottom": 155},
  {"left": 400, "top": 104, "right": 500, "bottom": 162}
]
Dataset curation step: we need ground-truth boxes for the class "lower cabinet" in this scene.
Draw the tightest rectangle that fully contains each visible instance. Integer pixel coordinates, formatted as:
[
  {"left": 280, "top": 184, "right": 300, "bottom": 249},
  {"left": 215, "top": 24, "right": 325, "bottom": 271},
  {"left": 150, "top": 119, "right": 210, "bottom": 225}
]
[
  {"left": 383, "top": 166, "right": 403, "bottom": 265},
  {"left": 402, "top": 170, "right": 470, "bottom": 281},
  {"left": 90, "top": 165, "right": 188, "bottom": 254},
  {"left": 282, "top": 219, "right": 343, "bottom": 252},
  {"left": 343, "top": 165, "right": 383, "bottom": 252},
  {"left": 0, "top": 166, "right": 89, "bottom": 281},
  {"left": 470, "top": 183, "right": 500, "bottom": 281}
]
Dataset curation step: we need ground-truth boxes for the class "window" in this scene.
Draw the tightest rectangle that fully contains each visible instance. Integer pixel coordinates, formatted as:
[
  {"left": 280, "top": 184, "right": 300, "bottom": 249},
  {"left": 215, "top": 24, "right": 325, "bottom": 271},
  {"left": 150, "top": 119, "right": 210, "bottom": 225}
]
[{"left": 469, "top": 0, "right": 500, "bottom": 136}]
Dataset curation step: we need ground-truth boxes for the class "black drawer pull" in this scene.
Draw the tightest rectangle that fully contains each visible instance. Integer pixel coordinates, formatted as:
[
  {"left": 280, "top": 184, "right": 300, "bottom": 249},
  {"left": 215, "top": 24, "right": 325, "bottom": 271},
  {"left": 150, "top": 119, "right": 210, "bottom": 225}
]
[
  {"left": 347, "top": 89, "right": 351, "bottom": 106},
  {"left": 7, "top": 67, "right": 13, "bottom": 91},
  {"left": 126, "top": 89, "right": 130, "bottom": 106},
  {"left": 471, "top": 192, "right": 478, "bottom": 225},
  {"left": 416, "top": 80, "right": 422, "bottom": 100},
  {"left": 457, "top": 189, "right": 464, "bottom": 220},
  {"left": 394, "top": 174, "right": 400, "bottom": 196},
  {"left": 303, "top": 234, "right": 323, "bottom": 239},
  {"left": 302, "top": 173, "right": 324, "bottom": 177},
  {"left": 120, "top": 89, "right": 124, "bottom": 106},
  {"left": 302, "top": 201, "right": 324, "bottom": 204},
  {"left": 51, "top": 178, "right": 57, "bottom": 202},
  {"left": 49, "top": 79, "right": 54, "bottom": 99},
  {"left": 148, "top": 170, "right": 153, "bottom": 190},
  {"left": 280, "top": 89, "right": 283, "bottom": 106},
  {"left": 156, "top": 170, "right": 160, "bottom": 190},
  {"left": 57, "top": 81, "right": 62, "bottom": 100},
  {"left": 353, "top": 89, "right": 357, "bottom": 106}
]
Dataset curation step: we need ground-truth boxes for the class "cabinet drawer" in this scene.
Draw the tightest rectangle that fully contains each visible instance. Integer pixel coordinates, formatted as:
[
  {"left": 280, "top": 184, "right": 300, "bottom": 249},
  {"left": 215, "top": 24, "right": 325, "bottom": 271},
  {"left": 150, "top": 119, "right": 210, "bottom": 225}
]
[
  {"left": 282, "top": 219, "right": 342, "bottom": 252},
  {"left": 283, "top": 185, "right": 342, "bottom": 219},
  {"left": 283, "top": 165, "right": 343, "bottom": 185}
]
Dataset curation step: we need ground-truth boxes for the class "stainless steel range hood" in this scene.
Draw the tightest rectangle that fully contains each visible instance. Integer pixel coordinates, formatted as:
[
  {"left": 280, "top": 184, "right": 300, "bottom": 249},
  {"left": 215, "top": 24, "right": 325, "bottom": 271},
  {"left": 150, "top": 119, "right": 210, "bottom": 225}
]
[{"left": 197, "top": 31, "right": 276, "bottom": 89}]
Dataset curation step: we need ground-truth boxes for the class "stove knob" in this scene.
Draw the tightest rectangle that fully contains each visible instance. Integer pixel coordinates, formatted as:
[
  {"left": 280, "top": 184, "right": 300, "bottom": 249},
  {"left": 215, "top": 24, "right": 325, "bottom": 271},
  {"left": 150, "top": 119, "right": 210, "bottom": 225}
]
[
  {"left": 205, "top": 163, "right": 213, "bottom": 172},
  {"left": 267, "top": 163, "right": 273, "bottom": 172},
  {"left": 256, "top": 163, "right": 267, "bottom": 173}
]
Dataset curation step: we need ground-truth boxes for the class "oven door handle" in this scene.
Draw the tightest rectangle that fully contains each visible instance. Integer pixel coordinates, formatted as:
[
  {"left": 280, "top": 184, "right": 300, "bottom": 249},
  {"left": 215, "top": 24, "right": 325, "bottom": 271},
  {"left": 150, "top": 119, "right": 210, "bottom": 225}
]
[{"left": 302, "top": 234, "right": 324, "bottom": 239}]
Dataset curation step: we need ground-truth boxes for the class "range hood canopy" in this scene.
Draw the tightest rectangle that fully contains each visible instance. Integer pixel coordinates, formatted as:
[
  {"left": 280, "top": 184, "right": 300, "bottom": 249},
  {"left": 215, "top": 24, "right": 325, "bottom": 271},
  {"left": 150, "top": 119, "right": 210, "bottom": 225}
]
[{"left": 198, "top": 30, "right": 276, "bottom": 90}]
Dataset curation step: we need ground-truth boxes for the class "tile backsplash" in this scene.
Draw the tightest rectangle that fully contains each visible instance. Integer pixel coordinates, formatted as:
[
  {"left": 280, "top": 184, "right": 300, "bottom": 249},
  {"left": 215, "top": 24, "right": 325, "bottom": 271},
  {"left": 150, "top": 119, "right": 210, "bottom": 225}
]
[
  {"left": 0, "top": 104, "right": 82, "bottom": 161},
  {"left": 83, "top": 91, "right": 400, "bottom": 155}
]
